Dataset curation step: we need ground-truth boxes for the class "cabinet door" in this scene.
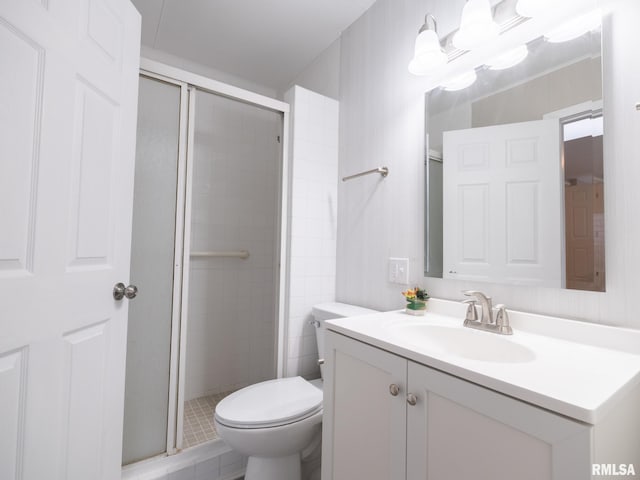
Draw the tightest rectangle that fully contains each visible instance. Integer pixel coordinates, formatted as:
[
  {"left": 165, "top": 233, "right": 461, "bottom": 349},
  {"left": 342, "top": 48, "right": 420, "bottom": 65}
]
[
  {"left": 322, "top": 332, "right": 407, "bottom": 480},
  {"left": 406, "top": 362, "right": 592, "bottom": 480}
]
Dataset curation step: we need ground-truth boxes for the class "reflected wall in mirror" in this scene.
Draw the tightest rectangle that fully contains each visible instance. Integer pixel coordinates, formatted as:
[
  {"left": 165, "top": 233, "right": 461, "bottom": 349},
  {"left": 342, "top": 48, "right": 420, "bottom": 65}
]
[{"left": 425, "top": 27, "right": 604, "bottom": 291}]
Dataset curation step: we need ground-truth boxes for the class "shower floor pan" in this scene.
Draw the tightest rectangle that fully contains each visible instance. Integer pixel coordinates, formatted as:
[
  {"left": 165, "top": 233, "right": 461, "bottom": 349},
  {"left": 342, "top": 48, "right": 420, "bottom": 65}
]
[{"left": 183, "top": 390, "right": 235, "bottom": 449}]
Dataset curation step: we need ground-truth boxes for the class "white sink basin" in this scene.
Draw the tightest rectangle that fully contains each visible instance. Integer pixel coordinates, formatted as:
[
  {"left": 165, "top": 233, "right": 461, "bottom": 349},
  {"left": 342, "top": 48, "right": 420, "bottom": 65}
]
[
  {"left": 389, "top": 323, "right": 536, "bottom": 363},
  {"left": 325, "top": 300, "right": 640, "bottom": 423}
]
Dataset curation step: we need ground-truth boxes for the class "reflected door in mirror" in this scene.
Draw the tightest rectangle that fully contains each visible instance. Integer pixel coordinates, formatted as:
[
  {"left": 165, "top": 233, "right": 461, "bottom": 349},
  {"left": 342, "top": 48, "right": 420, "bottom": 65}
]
[
  {"left": 443, "top": 119, "right": 561, "bottom": 286},
  {"left": 565, "top": 184, "right": 605, "bottom": 291}
]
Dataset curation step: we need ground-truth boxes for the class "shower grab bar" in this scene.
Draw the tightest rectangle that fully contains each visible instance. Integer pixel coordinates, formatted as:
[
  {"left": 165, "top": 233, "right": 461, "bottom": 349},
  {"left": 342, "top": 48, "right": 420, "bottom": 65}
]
[
  {"left": 342, "top": 166, "right": 389, "bottom": 182},
  {"left": 190, "top": 250, "right": 250, "bottom": 259}
]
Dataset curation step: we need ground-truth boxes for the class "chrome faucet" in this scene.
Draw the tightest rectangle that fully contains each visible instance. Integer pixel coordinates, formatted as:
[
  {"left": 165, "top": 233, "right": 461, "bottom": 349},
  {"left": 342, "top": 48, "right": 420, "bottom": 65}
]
[
  {"left": 463, "top": 290, "right": 492, "bottom": 324},
  {"left": 462, "top": 290, "right": 513, "bottom": 335}
]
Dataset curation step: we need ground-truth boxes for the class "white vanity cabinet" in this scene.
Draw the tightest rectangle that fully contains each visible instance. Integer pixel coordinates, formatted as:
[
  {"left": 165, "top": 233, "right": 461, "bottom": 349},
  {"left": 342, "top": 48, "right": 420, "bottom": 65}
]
[{"left": 321, "top": 331, "right": 592, "bottom": 480}]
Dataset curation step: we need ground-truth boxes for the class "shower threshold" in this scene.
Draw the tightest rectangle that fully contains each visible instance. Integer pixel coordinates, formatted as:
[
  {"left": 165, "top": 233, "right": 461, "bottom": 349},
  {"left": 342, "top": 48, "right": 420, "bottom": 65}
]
[{"left": 183, "top": 390, "right": 235, "bottom": 449}]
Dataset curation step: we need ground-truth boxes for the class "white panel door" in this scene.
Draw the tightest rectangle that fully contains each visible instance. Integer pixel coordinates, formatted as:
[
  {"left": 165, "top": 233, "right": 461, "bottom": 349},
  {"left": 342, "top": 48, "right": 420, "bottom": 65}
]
[
  {"left": 0, "top": 1, "right": 140, "bottom": 479},
  {"left": 443, "top": 119, "right": 562, "bottom": 286}
]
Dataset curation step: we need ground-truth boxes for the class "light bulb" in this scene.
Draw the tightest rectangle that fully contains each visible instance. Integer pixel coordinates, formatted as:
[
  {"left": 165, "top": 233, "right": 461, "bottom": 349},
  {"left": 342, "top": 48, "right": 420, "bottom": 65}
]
[
  {"left": 408, "top": 19, "right": 447, "bottom": 76},
  {"left": 452, "top": 0, "right": 500, "bottom": 51}
]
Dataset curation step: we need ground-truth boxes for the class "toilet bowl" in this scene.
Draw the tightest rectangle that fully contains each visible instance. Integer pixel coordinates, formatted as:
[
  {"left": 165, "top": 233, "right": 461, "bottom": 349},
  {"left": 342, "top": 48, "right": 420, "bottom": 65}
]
[{"left": 214, "top": 302, "right": 378, "bottom": 480}]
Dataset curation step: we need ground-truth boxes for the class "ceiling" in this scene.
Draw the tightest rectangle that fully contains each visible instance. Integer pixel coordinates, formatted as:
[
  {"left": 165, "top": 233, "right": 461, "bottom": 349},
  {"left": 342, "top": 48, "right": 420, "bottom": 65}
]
[{"left": 131, "top": 0, "right": 378, "bottom": 91}]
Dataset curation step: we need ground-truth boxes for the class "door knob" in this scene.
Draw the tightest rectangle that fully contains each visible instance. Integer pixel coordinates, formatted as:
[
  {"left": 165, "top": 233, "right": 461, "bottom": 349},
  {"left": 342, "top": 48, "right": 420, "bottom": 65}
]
[
  {"left": 407, "top": 393, "right": 417, "bottom": 406},
  {"left": 389, "top": 384, "right": 400, "bottom": 396},
  {"left": 113, "top": 282, "right": 138, "bottom": 300}
]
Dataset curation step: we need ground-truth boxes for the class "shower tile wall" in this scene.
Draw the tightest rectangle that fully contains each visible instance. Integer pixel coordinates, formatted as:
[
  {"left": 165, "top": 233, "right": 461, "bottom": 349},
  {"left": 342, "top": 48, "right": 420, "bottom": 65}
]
[
  {"left": 284, "top": 86, "right": 339, "bottom": 378},
  {"left": 185, "top": 91, "right": 281, "bottom": 401}
]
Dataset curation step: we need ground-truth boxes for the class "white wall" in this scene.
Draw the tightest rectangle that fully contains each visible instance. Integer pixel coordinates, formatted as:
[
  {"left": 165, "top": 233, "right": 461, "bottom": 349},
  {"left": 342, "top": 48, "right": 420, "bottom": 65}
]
[
  {"left": 336, "top": 0, "right": 640, "bottom": 329},
  {"left": 284, "top": 86, "right": 340, "bottom": 379},
  {"left": 284, "top": 39, "right": 342, "bottom": 100},
  {"left": 185, "top": 90, "right": 281, "bottom": 400},
  {"left": 336, "top": 0, "right": 433, "bottom": 312}
]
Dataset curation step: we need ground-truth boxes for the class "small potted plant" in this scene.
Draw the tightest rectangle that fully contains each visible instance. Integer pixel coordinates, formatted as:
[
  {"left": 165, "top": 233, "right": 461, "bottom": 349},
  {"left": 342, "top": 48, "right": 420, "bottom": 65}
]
[{"left": 402, "top": 287, "right": 429, "bottom": 315}]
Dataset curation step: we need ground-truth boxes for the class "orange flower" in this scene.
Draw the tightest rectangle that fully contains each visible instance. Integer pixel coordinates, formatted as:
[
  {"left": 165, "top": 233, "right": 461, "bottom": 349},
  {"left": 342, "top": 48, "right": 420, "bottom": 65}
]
[
  {"left": 402, "top": 288, "right": 417, "bottom": 299},
  {"left": 402, "top": 287, "right": 429, "bottom": 301}
]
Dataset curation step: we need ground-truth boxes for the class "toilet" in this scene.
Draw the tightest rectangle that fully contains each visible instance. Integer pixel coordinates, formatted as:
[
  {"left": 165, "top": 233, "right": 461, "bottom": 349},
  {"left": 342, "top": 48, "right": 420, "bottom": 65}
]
[{"left": 214, "top": 302, "right": 377, "bottom": 480}]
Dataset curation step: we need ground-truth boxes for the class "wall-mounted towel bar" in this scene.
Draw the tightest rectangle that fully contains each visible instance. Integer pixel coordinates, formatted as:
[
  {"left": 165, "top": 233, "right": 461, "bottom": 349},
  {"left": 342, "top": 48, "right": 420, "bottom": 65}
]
[
  {"left": 342, "top": 166, "right": 389, "bottom": 182},
  {"left": 190, "top": 250, "right": 250, "bottom": 259}
]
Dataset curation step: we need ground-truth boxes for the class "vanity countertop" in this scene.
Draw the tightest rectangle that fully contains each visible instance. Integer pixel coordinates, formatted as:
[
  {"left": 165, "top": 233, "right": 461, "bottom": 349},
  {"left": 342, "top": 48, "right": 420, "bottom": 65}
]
[{"left": 325, "top": 298, "right": 640, "bottom": 424}]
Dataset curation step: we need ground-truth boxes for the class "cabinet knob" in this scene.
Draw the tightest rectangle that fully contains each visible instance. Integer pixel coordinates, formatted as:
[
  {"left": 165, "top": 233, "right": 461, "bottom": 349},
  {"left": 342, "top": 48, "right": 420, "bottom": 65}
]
[
  {"left": 407, "top": 393, "right": 417, "bottom": 406},
  {"left": 389, "top": 384, "right": 400, "bottom": 396}
]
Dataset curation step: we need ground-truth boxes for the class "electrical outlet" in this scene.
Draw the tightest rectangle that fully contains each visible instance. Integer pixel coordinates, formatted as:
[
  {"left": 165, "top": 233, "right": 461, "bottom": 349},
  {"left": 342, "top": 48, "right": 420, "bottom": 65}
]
[{"left": 388, "top": 258, "right": 409, "bottom": 285}]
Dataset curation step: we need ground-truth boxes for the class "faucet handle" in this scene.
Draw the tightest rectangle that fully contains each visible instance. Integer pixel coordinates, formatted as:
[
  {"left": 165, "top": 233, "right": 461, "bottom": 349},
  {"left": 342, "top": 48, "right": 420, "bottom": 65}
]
[
  {"left": 462, "top": 299, "right": 478, "bottom": 321},
  {"left": 494, "top": 304, "right": 513, "bottom": 335},
  {"left": 463, "top": 290, "right": 491, "bottom": 302}
]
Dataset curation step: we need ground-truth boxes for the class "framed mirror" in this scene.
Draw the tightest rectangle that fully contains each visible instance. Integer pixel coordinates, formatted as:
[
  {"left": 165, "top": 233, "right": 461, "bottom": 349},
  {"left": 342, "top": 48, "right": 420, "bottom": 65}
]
[{"left": 425, "top": 23, "right": 603, "bottom": 291}]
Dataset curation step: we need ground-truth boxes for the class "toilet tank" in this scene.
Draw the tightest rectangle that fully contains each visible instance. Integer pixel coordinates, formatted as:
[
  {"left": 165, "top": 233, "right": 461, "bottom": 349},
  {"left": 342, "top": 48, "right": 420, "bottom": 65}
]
[{"left": 311, "top": 302, "right": 378, "bottom": 379}]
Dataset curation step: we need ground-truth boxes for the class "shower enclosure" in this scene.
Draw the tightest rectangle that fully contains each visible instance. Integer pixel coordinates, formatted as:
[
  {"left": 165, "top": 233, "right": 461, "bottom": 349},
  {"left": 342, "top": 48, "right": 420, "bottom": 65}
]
[{"left": 122, "top": 64, "right": 289, "bottom": 465}]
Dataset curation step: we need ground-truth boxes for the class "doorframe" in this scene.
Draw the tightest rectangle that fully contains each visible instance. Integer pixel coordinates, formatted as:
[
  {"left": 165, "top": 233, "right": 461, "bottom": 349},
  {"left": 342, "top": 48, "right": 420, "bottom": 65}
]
[
  {"left": 140, "top": 58, "right": 288, "bottom": 113},
  {"left": 543, "top": 100, "right": 604, "bottom": 289},
  {"left": 138, "top": 58, "right": 291, "bottom": 456}
]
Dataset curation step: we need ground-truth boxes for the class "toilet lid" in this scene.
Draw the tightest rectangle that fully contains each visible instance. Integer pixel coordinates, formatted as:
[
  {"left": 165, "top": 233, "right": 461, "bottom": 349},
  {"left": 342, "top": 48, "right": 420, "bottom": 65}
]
[{"left": 214, "top": 377, "right": 322, "bottom": 429}]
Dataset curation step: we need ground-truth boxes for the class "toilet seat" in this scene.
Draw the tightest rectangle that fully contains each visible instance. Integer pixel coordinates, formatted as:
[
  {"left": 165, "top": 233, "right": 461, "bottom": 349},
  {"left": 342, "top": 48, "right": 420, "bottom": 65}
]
[{"left": 215, "top": 376, "right": 322, "bottom": 429}]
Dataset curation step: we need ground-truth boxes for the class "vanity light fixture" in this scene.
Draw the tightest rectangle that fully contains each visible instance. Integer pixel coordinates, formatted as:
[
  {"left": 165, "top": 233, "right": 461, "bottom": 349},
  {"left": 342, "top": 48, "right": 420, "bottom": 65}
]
[
  {"left": 408, "top": 14, "right": 448, "bottom": 76},
  {"left": 452, "top": 0, "right": 500, "bottom": 51},
  {"left": 441, "top": 70, "right": 477, "bottom": 91},
  {"left": 486, "top": 45, "right": 528, "bottom": 70},
  {"left": 545, "top": 10, "right": 601, "bottom": 43}
]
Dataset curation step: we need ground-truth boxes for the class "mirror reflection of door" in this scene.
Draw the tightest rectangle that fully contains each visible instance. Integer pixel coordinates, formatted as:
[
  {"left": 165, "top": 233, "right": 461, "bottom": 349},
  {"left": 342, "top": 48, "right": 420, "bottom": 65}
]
[
  {"left": 442, "top": 119, "right": 562, "bottom": 286},
  {"left": 563, "top": 115, "right": 605, "bottom": 291}
]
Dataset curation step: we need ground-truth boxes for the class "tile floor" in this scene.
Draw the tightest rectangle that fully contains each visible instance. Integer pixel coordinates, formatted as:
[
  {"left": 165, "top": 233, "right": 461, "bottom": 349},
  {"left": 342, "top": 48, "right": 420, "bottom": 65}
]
[{"left": 183, "top": 390, "right": 235, "bottom": 449}]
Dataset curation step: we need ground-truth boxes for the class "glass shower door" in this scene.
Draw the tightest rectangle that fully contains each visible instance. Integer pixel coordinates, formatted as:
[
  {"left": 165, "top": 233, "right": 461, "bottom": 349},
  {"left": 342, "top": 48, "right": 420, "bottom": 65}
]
[
  {"left": 122, "top": 75, "right": 183, "bottom": 464},
  {"left": 181, "top": 89, "right": 281, "bottom": 448}
]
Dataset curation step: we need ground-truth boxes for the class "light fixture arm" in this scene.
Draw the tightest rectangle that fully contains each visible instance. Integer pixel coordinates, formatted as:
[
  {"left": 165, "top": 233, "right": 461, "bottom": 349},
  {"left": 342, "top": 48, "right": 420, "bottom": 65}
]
[
  {"left": 408, "top": 12, "right": 448, "bottom": 76},
  {"left": 419, "top": 13, "right": 438, "bottom": 34}
]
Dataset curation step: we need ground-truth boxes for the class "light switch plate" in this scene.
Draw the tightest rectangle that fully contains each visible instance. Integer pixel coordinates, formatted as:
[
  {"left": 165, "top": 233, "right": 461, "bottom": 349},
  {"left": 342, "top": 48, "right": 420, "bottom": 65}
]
[{"left": 389, "top": 257, "right": 409, "bottom": 285}]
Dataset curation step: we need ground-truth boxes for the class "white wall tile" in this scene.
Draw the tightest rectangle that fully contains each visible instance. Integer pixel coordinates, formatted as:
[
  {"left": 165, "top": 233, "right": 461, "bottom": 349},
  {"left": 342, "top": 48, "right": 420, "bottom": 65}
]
[
  {"left": 287, "top": 314, "right": 316, "bottom": 339},
  {"left": 284, "top": 85, "right": 340, "bottom": 378},
  {"left": 287, "top": 355, "right": 316, "bottom": 379},
  {"left": 219, "top": 451, "right": 246, "bottom": 478},
  {"left": 288, "top": 334, "right": 318, "bottom": 359},
  {"left": 194, "top": 456, "right": 220, "bottom": 480},
  {"left": 167, "top": 465, "right": 195, "bottom": 480}
]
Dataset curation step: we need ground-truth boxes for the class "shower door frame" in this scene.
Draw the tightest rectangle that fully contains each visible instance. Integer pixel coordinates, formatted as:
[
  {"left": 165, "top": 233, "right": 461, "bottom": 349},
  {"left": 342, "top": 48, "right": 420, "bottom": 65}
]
[
  {"left": 131, "top": 69, "right": 191, "bottom": 459},
  {"left": 138, "top": 58, "right": 290, "bottom": 457}
]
